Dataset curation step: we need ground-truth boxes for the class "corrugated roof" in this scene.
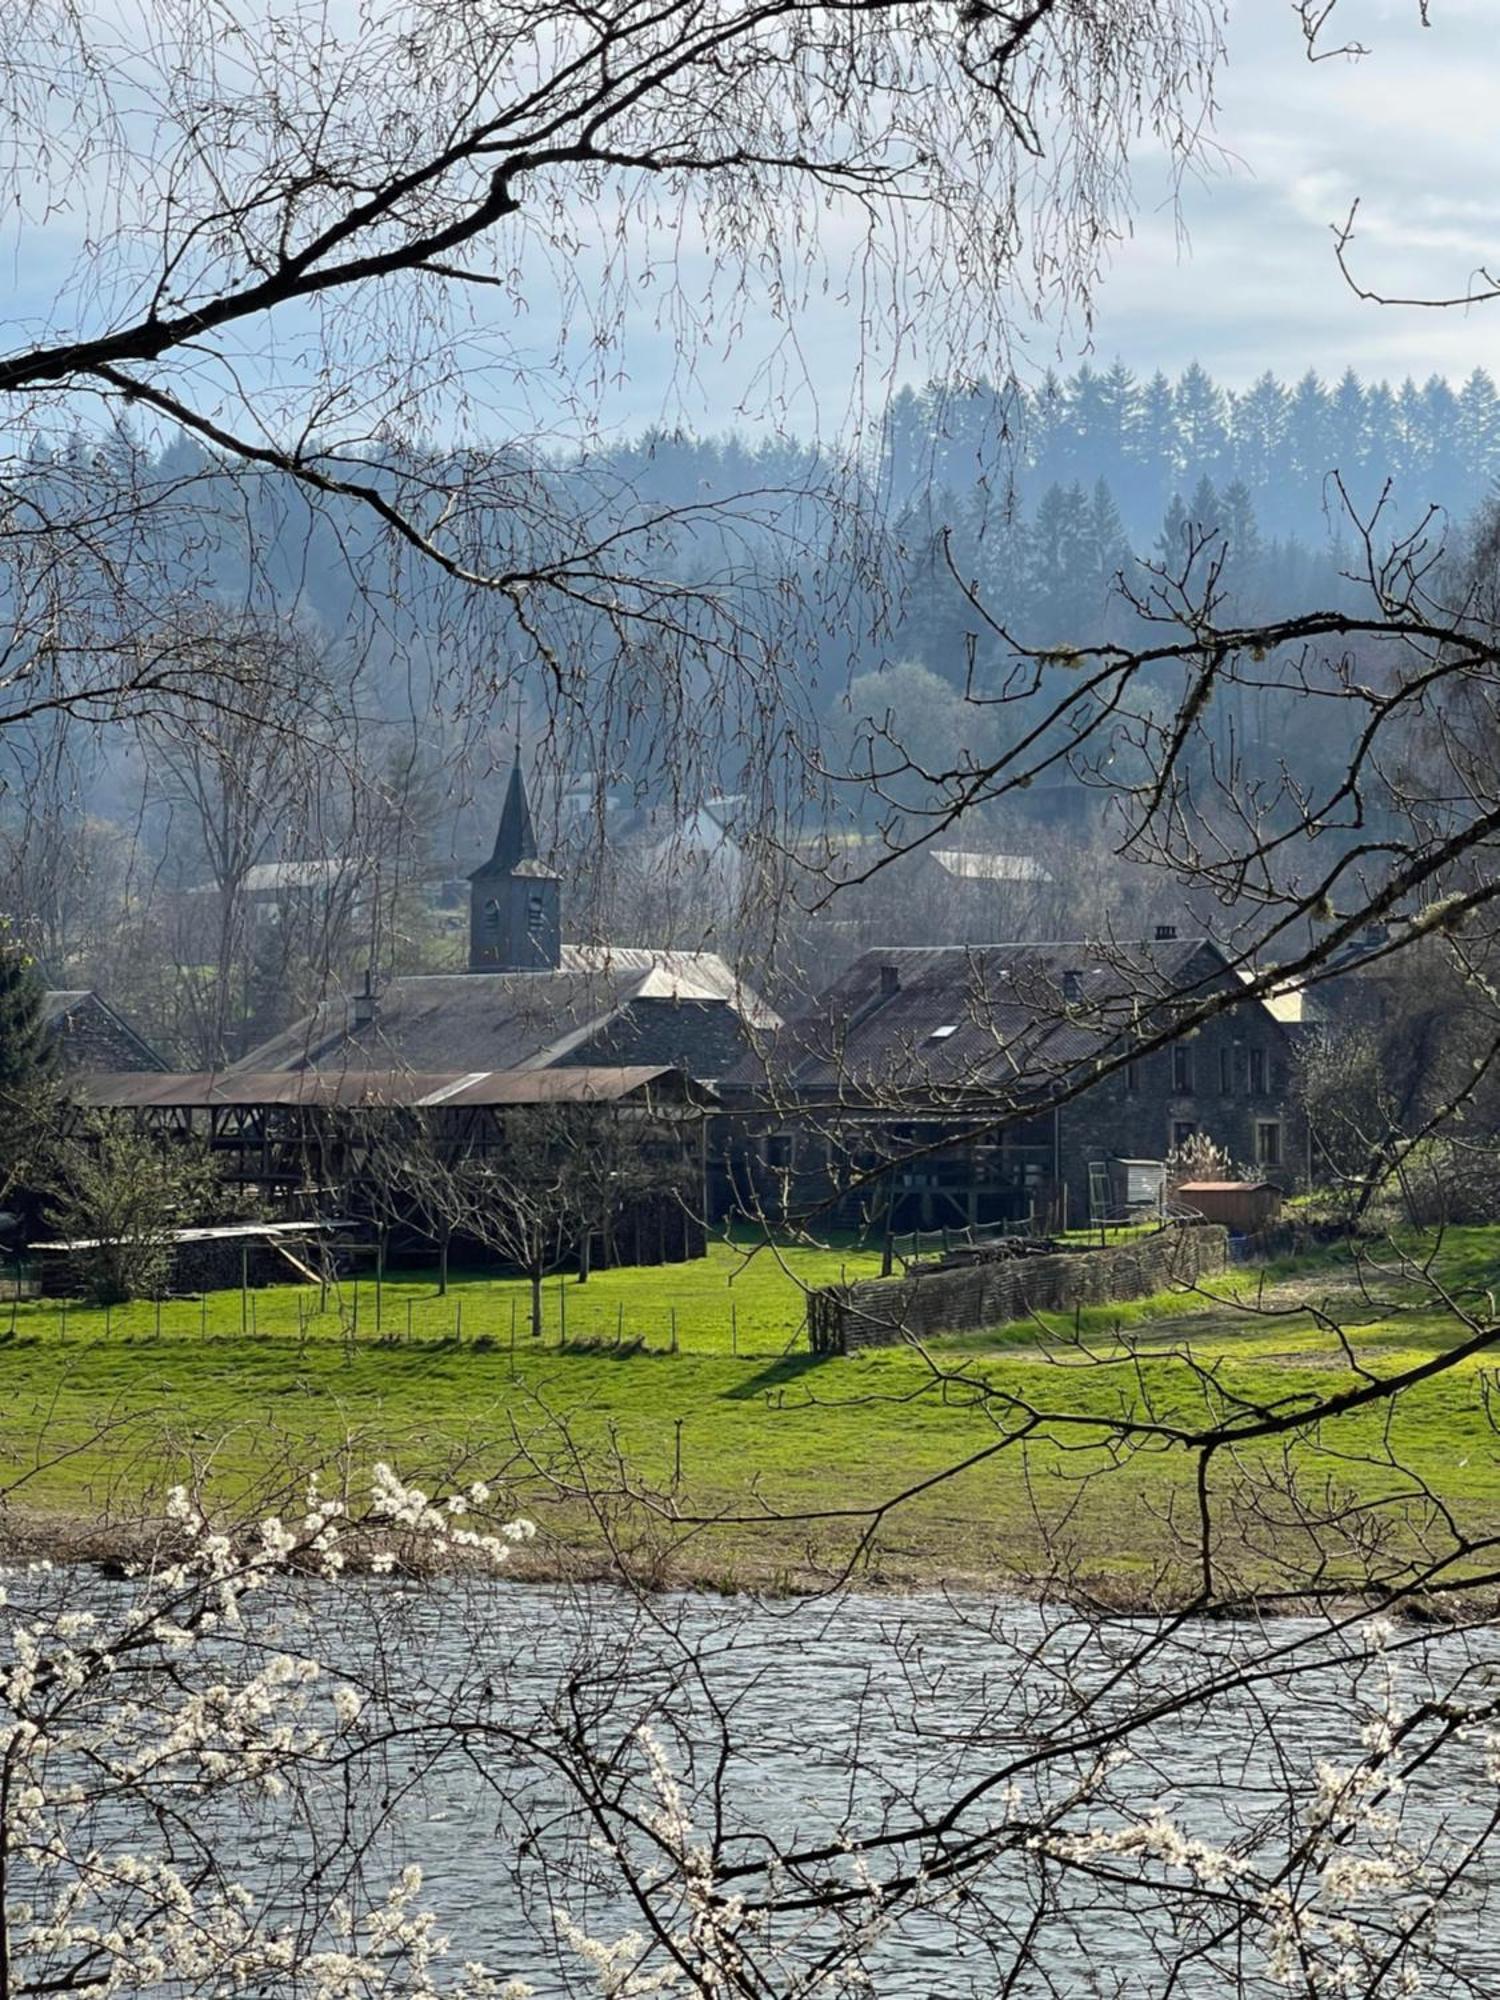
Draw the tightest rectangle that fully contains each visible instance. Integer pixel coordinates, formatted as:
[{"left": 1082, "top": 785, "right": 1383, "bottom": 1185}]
[{"left": 74, "top": 1066, "right": 701, "bottom": 1110}]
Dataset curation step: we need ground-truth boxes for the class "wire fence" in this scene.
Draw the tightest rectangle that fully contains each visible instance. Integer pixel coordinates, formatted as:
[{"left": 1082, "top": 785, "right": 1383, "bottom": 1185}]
[{"left": 3, "top": 1268, "right": 816, "bottom": 1360}]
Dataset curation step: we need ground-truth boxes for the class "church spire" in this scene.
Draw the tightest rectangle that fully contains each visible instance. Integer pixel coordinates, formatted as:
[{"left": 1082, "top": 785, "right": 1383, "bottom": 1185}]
[{"left": 477, "top": 749, "right": 536, "bottom": 877}]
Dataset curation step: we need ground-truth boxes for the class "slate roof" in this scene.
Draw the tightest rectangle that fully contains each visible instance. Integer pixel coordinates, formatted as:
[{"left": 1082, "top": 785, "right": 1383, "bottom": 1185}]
[
  {"left": 41, "top": 991, "right": 169, "bottom": 1075},
  {"left": 232, "top": 949, "right": 777, "bottom": 1084},
  {"left": 722, "top": 938, "right": 1248, "bottom": 1103}
]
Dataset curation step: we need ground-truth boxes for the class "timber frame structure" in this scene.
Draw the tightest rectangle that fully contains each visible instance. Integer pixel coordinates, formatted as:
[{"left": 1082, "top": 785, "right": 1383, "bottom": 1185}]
[{"left": 65, "top": 1066, "right": 714, "bottom": 1268}]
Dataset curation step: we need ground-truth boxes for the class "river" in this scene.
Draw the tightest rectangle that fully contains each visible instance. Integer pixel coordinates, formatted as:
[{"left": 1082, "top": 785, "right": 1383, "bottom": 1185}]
[{"left": 13, "top": 1573, "right": 1500, "bottom": 1996}]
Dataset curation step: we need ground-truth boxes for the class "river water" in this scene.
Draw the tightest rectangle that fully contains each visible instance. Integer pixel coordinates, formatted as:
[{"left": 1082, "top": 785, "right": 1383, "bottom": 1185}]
[
  {"left": 16, "top": 1575, "right": 1500, "bottom": 1996},
  {"left": 256, "top": 1581, "right": 1500, "bottom": 1996}
]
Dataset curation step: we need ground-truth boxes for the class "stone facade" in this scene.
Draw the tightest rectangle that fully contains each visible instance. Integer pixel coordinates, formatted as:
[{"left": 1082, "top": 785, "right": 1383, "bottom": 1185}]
[
  {"left": 808, "top": 1223, "right": 1229, "bottom": 1353},
  {"left": 1053, "top": 1009, "right": 1306, "bottom": 1226}
]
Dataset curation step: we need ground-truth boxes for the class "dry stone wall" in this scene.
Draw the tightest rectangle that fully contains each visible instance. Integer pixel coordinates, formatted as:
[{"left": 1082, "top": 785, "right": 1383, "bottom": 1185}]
[{"left": 808, "top": 1224, "right": 1229, "bottom": 1353}]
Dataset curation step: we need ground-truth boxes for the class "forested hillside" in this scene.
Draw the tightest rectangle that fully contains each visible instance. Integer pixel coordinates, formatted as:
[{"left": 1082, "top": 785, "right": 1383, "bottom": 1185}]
[{"left": 2, "top": 362, "right": 1491, "bottom": 1057}]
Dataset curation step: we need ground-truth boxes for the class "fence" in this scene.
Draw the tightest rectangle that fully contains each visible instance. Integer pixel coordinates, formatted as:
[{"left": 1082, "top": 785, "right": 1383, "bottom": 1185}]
[{"left": 807, "top": 1223, "right": 1231, "bottom": 1354}]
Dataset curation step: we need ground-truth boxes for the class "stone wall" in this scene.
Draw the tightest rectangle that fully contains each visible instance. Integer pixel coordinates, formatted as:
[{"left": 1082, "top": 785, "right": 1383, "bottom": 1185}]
[{"left": 807, "top": 1223, "right": 1229, "bottom": 1354}]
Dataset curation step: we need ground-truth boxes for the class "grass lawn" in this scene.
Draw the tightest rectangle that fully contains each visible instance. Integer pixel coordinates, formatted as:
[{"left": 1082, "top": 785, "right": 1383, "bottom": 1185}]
[{"left": 4, "top": 1226, "right": 1500, "bottom": 1600}]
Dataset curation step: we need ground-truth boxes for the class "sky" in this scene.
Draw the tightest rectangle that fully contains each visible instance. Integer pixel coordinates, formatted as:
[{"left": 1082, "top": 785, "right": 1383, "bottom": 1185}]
[
  {"left": 1076, "top": 0, "right": 1500, "bottom": 392},
  {"left": 519, "top": 0, "right": 1500, "bottom": 442},
  {"left": 7, "top": 0, "right": 1500, "bottom": 451}
]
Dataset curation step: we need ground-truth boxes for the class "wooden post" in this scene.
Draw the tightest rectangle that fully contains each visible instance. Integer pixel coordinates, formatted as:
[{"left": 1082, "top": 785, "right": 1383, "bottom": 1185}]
[
  {"left": 155, "top": 1293, "right": 161, "bottom": 1339},
  {"left": 455, "top": 1298, "right": 462, "bottom": 1341},
  {"left": 250, "top": 1292, "right": 257, "bottom": 1336},
  {"left": 201, "top": 1291, "right": 208, "bottom": 1339},
  {"left": 559, "top": 1274, "right": 566, "bottom": 1345},
  {"left": 673, "top": 1418, "right": 683, "bottom": 1488},
  {"left": 405, "top": 1298, "right": 413, "bottom": 1344},
  {"left": 511, "top": 1294, "right": 517, "bottom": 1366},
  {"left": 375, "top": 1232, "right": 384, "bottom": 1333},
  {"left": 731, "top": 1300, "right": 737, "bottom": 1356},
  {"left": 60, "top": 1300, "right": 67, "bottom": 1341},
  {"left": 617, "top": 1300, "right": 624, "bottom": 1349},
  {"left": 352, "top": 1273, "right": 360, "bottom": 1340},
  {"left": 670, "top": 1307, "right": 678, "bottom": 1354},
  {"left": 240, "top": 1244, "right": 248, "bottom": 1334}
]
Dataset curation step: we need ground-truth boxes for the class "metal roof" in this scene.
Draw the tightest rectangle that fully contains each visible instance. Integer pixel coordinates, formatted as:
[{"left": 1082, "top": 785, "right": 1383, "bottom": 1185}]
[{"left": 73, "top": 1066, "right": 710, "bottom": 1110}]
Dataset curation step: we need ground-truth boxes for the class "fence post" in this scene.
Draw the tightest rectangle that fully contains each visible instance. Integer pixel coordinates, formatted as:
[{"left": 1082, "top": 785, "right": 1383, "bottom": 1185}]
[
  {"left": 559, "top": 1274, "right": 567, "bottom": 1345},
  {"left": 616, "top": 1301, "right": 624, "bottom": 1349},
  {"left": 405, "top": 1299, "right": 413, "bottom": 1344},
  {"left": 730, "top": 1300, "right": 737, "bottom": 1356},
  {"left": 240, "top": 1244, "right": 248, "bottom": 1334},
  {"left": 670, "top": 1307, "right": 678, "bottom": 1354}
]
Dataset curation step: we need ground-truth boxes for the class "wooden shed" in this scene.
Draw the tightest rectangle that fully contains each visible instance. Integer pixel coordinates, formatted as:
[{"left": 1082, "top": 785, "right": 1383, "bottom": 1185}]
[{"left": 1175, "top": 1180, "right": 1284, "bottom": 1232}]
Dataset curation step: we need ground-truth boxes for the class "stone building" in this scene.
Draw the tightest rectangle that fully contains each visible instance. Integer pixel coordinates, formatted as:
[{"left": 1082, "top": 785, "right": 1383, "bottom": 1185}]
[{"left": 718, "top": 933, "right": 1305, "bottom": 1233}]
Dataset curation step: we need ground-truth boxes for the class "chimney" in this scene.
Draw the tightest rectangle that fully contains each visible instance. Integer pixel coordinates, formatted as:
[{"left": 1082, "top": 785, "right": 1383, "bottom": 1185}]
[
  {"left": 1154, "top": 924, "right": 1178, "bottom": 942},
  {"left": 878, "top": 962, "right": 900, "bottom": 1000},
  {"left": 353, "top": 968, "right": 377, "bottom": 1028}
]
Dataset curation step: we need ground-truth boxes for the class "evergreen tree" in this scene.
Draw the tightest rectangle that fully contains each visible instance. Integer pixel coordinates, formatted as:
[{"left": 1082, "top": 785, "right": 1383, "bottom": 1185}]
[
  {"left": 1327, "top": 367, "right": 1369, "bottom": 480},
  {"left": 1138, "top": 372, "right": 1178, "bottom": 491},
  {"left": 1084, "top": 479, "right": 1129, "bottom": 598},
  {"left": 1458, "top": 369, "right": 1500, "bottom": 495},
  {"left": 1156, "top": 492, "right": 1191, "bottom": 570},
  {"left": 1229, "top": 372, "right": 1290, "bottom": 499},
  {"left": 1173, "top": 362, "right": 1229, "bottom": 476},
  {"left": 0, "top": 926, "right": 49, "bottom": 1097},
  {"left": 1287, "top": 371, "right": 1333, "bottom": 492}
]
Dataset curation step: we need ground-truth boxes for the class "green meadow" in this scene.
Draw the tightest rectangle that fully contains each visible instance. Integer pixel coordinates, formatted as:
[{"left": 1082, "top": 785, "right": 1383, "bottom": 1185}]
[{"left": 3, "top": 1229, "right": 1500, "bottom": 1600}]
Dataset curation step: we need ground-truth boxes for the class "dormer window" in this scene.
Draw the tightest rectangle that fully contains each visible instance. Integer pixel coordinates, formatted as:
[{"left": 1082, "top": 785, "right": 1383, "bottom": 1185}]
[{"left": 929, "top": 1024, "right": 957, "bottom": 1042}]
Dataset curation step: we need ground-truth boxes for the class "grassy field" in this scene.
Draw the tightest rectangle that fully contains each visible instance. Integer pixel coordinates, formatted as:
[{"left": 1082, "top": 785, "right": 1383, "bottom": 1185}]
[{"left": 5, "top": 1228, "right": 1500, "bottom": 1599}]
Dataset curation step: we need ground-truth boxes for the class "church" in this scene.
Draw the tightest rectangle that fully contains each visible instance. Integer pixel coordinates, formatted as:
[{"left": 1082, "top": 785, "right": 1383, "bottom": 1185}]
[{"left": 234, "top": 757, "right": 778, "bottom": 1083}]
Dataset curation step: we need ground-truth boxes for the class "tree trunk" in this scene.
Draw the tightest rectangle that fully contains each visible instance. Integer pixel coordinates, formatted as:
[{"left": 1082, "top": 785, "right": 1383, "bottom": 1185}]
[
  {"left": 530, "top": 1269, "right": 543, "bottom": 1340},
  {"left": 438, "top": 1229, "right": 449, "bottom": 1297}
]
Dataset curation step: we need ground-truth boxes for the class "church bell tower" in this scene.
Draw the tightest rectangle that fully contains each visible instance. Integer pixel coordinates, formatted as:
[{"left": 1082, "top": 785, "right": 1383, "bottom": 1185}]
[{"left": 467, "top": 755, "right": 562, "bottom": 972}]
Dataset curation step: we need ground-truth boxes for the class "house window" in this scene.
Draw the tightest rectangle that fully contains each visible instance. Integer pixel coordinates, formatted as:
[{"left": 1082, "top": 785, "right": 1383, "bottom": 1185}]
[
  {"left": 765, "top": 1135, "right": 792, "bottom": 1170},
  {"left": 526, "top": 890, "right": 547, "bottom": 939},
  {"left": 1219, "top": 1046, "right": 1234, "bottom": 1095},
  {"left": 1255, "top": 1120, "right": 1282, "bottom": 1168},
  {"left": 1248, "top": 1048, "right": 1267, "bottom": 1095},
  {"left": 1172, "top": 1120, "right": 1197, "bottom": 1151},
  {"left": 1172, "top": 1043, "right": 1194, "bottom": 1093}
]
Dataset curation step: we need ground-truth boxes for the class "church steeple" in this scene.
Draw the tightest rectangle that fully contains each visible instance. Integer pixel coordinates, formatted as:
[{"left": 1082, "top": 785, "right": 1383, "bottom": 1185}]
[
  {"left": 479, "top": 753, "right": 537, "bottom": 877},
  {"left": 467, "top": 753, "right": 561, "bottom": 973}
]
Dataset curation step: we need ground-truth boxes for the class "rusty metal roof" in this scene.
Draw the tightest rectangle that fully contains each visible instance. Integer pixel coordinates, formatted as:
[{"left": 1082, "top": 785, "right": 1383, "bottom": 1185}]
[{"left": 73, "top": 1066, "right": 711, "bottom": 1110}]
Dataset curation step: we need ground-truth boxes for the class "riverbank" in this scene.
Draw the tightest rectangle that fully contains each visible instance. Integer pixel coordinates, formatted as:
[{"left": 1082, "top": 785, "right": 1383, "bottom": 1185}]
[{"left": 3, "top": 1228, "right": 1498, "bottom": 1605}]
